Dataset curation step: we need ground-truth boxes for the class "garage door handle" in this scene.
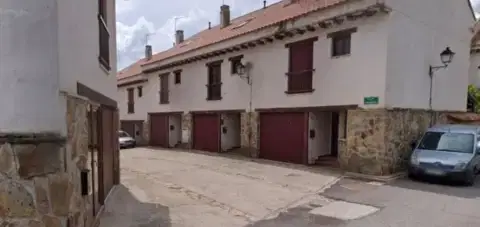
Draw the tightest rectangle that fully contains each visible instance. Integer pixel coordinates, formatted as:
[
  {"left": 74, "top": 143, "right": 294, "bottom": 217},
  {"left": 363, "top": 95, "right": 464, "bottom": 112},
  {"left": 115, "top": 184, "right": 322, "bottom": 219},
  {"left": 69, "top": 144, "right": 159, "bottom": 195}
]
[
  {"left": 222, "top": 127, "right": 227, "bottom": 134},
  {"left": 309, "top": 130, "right": 315, "bottom": 138},
  {"left": 170, "top": 125, "right": 175, "bottom": 130}
]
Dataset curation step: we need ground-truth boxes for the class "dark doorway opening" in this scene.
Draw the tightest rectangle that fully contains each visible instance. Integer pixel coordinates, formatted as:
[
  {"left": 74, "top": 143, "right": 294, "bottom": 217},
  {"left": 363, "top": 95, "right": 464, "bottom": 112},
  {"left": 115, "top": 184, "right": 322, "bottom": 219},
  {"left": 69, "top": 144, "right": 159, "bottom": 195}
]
[{"left": 331, "top": 111, "right": 339, "bottom": 157}]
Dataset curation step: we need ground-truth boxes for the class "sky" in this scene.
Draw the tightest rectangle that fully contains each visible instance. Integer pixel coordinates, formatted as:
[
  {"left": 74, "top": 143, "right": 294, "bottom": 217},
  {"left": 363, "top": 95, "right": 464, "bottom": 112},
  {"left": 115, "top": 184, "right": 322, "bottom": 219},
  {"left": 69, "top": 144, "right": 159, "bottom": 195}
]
[{"left": 116, "top": 0, "right": 480, "bottom": 70}]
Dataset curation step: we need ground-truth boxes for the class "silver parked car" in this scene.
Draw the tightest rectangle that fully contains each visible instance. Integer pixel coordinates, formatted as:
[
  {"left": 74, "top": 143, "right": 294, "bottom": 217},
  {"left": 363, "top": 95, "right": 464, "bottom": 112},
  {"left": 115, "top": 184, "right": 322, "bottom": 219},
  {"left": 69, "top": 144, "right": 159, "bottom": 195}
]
[
  {"left": 118, "top": 130, "right": 136, "bottom": 149},
  {"left": 408, "top": 124, "right": 480, "bottom": 185}
]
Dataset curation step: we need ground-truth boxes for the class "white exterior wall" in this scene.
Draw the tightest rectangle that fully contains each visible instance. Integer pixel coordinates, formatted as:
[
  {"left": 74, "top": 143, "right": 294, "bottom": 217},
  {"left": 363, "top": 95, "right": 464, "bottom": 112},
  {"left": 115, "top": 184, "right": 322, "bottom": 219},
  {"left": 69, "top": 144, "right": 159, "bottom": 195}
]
[
  {"left": 58, "top": 0, "right": 117, "bottom": 98},
  {"left": 119, "top": 14, "right": 389, "bottom": 120},
  {"left": 118, "top": 81, "right": 149, "bottom": 120},
  {"left": 0, "top": 0, "right": 63, "bottom": 133},
  {"left": 470, "top": 53, "right": 480, "bottom": 87},
  {"left": 0, "top": 0, "right": 117, "bottom": 134},
  {"left": 384, "top": 0, "right": 474, "bottom": 111},
  {"left": 118, "top": 0, "right": 474, "bottom": 120}
]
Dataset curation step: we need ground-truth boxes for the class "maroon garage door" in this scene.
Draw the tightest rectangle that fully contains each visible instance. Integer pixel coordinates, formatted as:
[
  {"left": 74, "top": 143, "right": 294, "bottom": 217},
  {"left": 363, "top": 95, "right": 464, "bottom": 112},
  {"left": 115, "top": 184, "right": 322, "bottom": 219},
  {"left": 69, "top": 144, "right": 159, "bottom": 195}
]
[
  {"left": 150, "top": 114, "right": 169, "bottom": 147},
  {"left": 193, "top": 113, "right": 220, "bottom": 153},
  {"left": 259, "top": 112, "right": 307, "bottom": 164}
]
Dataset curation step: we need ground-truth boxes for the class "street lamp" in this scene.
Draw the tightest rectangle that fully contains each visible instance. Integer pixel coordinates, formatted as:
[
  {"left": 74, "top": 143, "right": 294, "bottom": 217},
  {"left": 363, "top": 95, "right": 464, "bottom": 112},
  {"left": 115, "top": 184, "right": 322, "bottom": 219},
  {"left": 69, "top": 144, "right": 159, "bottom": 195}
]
[
  {"left": 428, "top": 47, "right": 455, "bottom": 126},
  {"left": 235, "top": 61, "right": 252, "bottom": 84},
  {"left": 429, "top": 47, "right": 455, "bottom": 76},
  {"left": 236, "top": 62, "right": 246, "bottom": 75}
]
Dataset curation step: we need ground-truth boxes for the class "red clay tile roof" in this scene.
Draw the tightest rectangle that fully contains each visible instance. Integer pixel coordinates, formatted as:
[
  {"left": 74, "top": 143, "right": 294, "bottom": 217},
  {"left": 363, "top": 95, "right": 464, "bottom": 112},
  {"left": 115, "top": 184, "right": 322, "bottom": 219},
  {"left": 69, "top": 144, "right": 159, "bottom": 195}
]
[
  {"left": 117, "top": 58, "right": 146, "bottom": 80},
  {"left": 118, "top": 0, "right": 348, "bottom": 80}
]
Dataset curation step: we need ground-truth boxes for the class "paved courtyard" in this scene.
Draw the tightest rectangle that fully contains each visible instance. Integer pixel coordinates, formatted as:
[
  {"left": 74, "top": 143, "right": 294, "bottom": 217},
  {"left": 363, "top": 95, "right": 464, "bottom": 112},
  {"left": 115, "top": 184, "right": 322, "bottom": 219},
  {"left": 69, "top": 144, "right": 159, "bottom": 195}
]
[{"left": 98, "top": 147, "right": 480, "bottom": 227}]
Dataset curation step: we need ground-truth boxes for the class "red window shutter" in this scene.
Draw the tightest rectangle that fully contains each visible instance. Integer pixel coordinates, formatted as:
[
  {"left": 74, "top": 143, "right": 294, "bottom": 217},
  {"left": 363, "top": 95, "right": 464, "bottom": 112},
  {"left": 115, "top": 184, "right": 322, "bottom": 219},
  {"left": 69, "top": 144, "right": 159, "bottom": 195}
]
[
  {"left": 207, "top": 64, "right": 222, "bottom": 100},
  {"left": 127, "top": 88, "right": 134, "bottom": 113},
  {"left": 288, "top": 40, "right": 314, "bottom": 92}
]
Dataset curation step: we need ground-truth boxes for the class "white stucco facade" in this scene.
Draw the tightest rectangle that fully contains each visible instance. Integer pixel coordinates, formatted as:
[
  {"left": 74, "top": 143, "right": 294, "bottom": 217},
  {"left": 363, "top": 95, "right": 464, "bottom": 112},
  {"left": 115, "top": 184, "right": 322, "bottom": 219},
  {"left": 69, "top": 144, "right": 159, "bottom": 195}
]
[
  {"left": 0, "top": 0, "right": 117, "bottom": 134},
  {"left": 470, "top": 53, "right": 480, "bottom": 87},
  {"left": 0, "top": 0, "right": 62, "bottom": 133},
  {"left": 384, "top": 0, "right": 473, "bottom": 111},
  {"left": 118, "top": 0, "right": 474, "bottom": 121},
  {"left": 58, "top": 0, "right": 117, "bottom": 99}
]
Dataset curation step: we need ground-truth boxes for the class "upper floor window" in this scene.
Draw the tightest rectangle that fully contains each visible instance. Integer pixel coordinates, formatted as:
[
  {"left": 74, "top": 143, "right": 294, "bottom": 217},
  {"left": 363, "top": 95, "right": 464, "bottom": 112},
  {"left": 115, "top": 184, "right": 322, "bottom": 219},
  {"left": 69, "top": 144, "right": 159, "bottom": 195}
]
[
  {"left": 137, "top": 86, "right": 143, "bottom": 97},
  {"left": 229, "top": 55, "right": 244, "bottom": 74},
  {"left": 285, "top": 37, "right": 317, "bottom": 94},
  {"left": 174, "top": 70, "right": 182, "bottom": 84},
  {"left": 159, "top": 73, "right": 169, "bottom": 104},
  {"left": 328, "top": 28, "right": 357, "bottom": 57},
  {"left": 98, "top": 0, "right": 110, "bottom": 70},
  {"left": 206, "top": 60, "right": 223, "bottom": 101},
  {"left": 127, "top": 88, "right": 134, "bottom": 114}
]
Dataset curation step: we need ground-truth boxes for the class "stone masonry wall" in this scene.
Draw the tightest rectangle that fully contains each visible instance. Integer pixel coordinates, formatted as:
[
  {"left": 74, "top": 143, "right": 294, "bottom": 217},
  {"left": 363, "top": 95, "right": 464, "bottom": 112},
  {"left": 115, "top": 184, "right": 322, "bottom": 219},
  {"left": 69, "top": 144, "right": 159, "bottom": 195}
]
[
  {"left": 181, "top": 112, "right": 192, "bottom": 149},
  {"left": 0, "top": 94, "right": 94, "bottom": 227},
  {"left": 240, "top": 112, "right": 259, "bottom": 158},
  {"left": 143, "top": 118, "right": 150, "bottom": 145},
  {"left": 341, "top": 108, "right": 451, "bottom": 176}
]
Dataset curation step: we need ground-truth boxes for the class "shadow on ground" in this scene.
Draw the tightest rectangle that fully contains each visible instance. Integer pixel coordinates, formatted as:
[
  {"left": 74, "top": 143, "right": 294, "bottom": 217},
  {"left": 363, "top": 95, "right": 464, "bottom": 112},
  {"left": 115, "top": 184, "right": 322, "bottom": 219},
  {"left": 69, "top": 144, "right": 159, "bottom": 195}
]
[
  {"left": 246, "top": 206, "right": 345, "bottom": 227},
  {"left": 98, "top": 184, "right": 171, "bottom": 227},
  {"left": 387, "top": 176, "right": 480, "bottom": 199}
]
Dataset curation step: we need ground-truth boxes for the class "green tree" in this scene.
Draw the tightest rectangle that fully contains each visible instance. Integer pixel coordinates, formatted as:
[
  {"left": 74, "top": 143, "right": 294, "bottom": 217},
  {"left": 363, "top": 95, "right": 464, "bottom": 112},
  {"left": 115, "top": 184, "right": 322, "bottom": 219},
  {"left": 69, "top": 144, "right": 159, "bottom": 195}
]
[{"left": 468, "top": 84, "right": 480, "bottom": 112}]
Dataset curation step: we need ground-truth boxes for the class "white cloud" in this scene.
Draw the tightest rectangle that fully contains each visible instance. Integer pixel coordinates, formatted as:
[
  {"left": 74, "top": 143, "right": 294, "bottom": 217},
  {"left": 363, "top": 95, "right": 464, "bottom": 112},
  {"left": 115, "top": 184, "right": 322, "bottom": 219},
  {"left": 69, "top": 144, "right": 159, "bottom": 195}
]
[{"left": 116, "top": 0, "right": 136, "bottom": 14}]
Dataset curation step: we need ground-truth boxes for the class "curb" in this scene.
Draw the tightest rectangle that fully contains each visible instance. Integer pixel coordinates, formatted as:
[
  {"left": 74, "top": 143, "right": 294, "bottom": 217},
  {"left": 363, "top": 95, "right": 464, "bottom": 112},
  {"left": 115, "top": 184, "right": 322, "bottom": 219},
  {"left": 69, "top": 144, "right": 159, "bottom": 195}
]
[{"left": 344, "top": 171, "right": 406, "bottom": 183}]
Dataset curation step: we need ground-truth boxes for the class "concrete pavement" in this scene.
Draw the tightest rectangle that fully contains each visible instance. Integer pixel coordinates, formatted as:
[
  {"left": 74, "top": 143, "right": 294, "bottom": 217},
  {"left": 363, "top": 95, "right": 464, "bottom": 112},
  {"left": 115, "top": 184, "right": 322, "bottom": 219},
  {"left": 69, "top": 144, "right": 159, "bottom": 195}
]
[
  {"left": 250, "top": 177, "right": 480, "bottom": 227},
  {"left": 98, "top": 147, "right": 341, "bottom": 227},
  {"left": 98, "top": 147, "right": 480, "bottom": 227}
]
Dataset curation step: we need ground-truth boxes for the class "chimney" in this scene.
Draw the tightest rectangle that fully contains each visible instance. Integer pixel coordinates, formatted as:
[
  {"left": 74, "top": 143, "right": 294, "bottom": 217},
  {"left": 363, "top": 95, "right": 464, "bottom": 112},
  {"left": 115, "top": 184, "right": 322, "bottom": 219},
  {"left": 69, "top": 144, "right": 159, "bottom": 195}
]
[
  {"left": 263, "top": 1, "right": 267, "bottom": 9},
  {"left": 145, "top": 45, "right": 152, "bottom": 60},
  {"left": 220, "top": 5, "right": 231, "bottom": 28},
  {"left": 175, "top": 30, "right": 184, "bottom": 45},
  {"left": 208, "top": 21, "right": 212, "bottom": 30}
]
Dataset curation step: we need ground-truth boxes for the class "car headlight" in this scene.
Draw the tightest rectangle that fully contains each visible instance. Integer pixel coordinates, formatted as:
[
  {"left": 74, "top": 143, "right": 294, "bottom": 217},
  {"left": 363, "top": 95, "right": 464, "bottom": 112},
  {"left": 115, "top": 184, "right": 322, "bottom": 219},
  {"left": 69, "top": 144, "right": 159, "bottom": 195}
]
[
  {"left": 454, "top": 162, "right": 467, "bottom": 171},
  {"left": 410, "top": 152, "right": 420, "bottom": 165}
]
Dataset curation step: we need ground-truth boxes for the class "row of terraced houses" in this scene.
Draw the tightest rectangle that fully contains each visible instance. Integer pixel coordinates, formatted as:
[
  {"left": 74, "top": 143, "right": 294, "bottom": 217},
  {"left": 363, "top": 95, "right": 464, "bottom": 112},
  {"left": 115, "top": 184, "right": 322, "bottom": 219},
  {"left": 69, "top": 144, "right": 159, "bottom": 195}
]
[{"left": 117, "top": 0, "right": 480, "bottom": 176}]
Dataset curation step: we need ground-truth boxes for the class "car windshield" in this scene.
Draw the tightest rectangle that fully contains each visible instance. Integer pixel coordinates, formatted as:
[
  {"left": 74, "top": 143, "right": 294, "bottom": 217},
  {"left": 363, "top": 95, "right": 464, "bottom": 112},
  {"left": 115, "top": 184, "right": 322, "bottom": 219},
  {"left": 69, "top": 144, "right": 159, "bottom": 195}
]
[
  {"left": 417, "top": 131, "right": 474, "bottom": 154},
  {"left": 118, "top": 131, "right": 130, "bottom": 138}
]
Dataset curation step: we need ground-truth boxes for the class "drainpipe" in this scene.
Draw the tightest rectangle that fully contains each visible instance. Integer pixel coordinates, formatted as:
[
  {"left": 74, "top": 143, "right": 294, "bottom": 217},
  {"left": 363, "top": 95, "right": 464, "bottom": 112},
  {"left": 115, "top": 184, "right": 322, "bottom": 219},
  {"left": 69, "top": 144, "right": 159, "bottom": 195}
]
[{"left": 247, "top": 69, "right": 253, "bottom": 148}]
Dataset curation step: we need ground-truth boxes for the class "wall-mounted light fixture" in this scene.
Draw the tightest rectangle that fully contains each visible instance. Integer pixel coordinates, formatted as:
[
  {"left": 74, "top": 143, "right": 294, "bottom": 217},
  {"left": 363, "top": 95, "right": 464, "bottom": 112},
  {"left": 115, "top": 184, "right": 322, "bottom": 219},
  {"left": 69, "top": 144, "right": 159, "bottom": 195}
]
[
  {"left": 429, "top": 47, "right": 455, "bottom": 76},
  {"left": 235, "top": 61, "right": 252, "bottom": 84},
  {"left": 428, "top": 47, "right": 455, "bottom": 125}
]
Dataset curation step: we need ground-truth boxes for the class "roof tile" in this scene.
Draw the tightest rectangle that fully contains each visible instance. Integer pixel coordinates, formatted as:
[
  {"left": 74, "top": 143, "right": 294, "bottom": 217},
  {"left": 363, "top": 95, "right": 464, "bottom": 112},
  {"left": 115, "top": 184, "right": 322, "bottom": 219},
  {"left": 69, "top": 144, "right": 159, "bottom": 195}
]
[{"left": 118, "top": 0, "right": 347, "bottom": 80}]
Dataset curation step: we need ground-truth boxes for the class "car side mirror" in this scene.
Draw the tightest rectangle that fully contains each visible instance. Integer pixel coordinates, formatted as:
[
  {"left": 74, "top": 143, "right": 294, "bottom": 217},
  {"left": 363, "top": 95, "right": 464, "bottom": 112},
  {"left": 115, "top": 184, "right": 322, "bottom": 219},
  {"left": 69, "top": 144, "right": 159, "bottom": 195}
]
[
  {"left": 476, "top": 141, "right": 480, "bottom": 154},
  {"left": 410, "top": 141, "right": 417, "bottom": 150}
]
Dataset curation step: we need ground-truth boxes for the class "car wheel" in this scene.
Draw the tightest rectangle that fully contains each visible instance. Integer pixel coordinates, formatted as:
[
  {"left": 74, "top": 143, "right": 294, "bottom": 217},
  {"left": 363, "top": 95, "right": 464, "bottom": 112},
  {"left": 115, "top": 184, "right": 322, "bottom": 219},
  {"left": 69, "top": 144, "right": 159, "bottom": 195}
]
[
  {"left": 465, "top": 170, "right": 476, "bottom": 186},
  {"left": 407, "top": 171, "right": 416, "bottom": 180}
]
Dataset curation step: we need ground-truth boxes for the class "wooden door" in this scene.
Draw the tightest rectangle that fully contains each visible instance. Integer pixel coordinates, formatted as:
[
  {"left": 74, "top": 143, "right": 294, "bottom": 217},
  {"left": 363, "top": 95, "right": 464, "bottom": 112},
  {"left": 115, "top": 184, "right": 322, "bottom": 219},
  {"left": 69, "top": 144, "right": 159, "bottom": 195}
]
[
  {"left": 121, "top": 121, "right": 135, "bottom": 137},
  {"left": 113, "top": 110, "right": 120, "bottom": 185},
  {"left": 193, "top": 113, "right": 220, "bottom": 153},
  {"left": 149, "top": 114, "right": 169, "bottom": 147},
  {"left": 260, "top": 112, "right": 308, "bottom": 164},
  {"left": 97, "top": 106, "right": 116, "bottom": 205},
  {"left": 88, "top": 106, "right": 100, "bottom": 216}
]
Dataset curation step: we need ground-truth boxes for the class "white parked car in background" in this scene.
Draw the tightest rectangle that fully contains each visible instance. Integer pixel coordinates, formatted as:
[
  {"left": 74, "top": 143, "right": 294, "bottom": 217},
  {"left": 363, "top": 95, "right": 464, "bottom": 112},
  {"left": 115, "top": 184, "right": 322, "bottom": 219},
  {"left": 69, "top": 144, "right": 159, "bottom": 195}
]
[{"left": 118, "top": 130, "right": 136, "bottom": 149}]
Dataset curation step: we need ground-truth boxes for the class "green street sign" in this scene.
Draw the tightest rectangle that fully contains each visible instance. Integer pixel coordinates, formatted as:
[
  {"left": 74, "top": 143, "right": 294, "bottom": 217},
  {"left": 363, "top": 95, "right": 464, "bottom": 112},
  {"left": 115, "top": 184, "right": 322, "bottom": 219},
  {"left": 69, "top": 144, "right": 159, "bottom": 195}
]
[{"left": 364, "top": 96, "right": 379, "bottom": 105}]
